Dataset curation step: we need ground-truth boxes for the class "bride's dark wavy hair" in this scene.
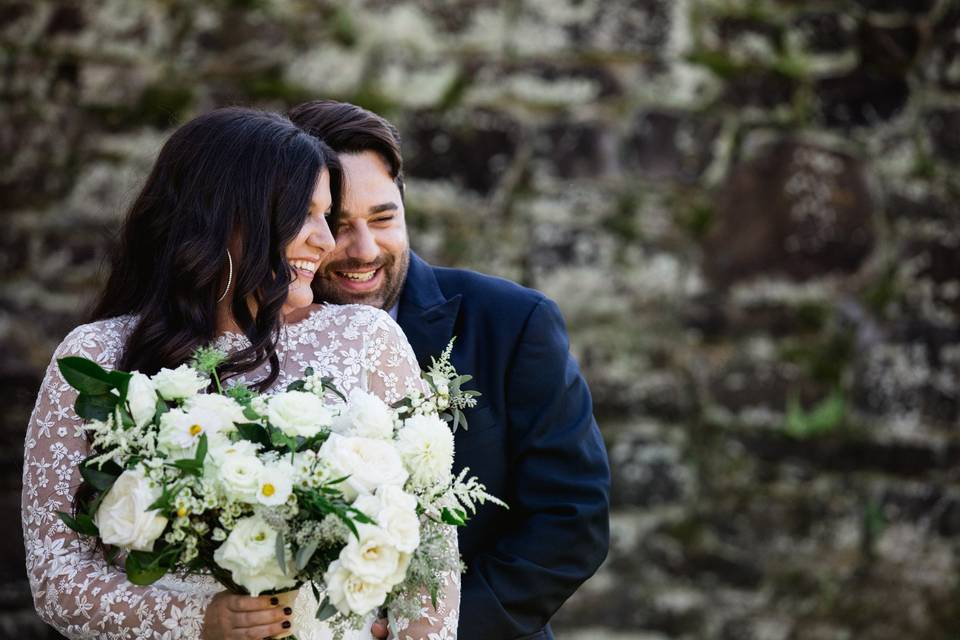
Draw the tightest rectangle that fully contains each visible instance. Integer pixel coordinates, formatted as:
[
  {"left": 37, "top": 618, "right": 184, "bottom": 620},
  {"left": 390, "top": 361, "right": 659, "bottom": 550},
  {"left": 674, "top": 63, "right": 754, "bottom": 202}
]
[{"left": 90, "top": 107, "right": 340, "bottom": 390}]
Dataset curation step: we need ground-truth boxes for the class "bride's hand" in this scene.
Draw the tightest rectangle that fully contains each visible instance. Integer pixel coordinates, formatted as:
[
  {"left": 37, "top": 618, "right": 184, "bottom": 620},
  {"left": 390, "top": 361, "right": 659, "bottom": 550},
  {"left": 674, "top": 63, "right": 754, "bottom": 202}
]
[
  {"left": 202, "top": 592, "right": 292, "bottom": 639},
  {"left": 371, "top": 618, "right": 388, "bottom": 639}
]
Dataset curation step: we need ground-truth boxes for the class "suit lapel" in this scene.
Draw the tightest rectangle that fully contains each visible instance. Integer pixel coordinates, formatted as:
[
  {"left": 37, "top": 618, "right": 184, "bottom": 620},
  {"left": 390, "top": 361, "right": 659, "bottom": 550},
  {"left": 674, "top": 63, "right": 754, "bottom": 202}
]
[{"left": 397, "top": 253, "right": 462, "bottom": 368}]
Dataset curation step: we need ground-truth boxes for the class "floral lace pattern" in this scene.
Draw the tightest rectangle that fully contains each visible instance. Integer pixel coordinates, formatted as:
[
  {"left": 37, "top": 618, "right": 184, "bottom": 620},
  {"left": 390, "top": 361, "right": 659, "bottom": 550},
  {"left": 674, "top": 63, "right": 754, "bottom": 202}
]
[{"left": 23, "top": 304, "right": 459, "bottom": 639}]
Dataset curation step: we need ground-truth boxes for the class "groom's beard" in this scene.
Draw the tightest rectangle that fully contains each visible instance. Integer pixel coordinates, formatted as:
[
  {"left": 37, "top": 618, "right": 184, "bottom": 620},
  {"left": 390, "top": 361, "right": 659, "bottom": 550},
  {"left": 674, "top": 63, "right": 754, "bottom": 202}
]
[{"left": 311, "top": 249, "right": 409, "bottom": 311}]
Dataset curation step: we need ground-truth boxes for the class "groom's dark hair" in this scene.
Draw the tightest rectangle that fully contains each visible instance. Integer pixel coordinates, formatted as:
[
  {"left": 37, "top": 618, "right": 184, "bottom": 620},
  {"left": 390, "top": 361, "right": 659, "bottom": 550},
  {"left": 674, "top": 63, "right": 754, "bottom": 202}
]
[{"left": 289, "top": 100, "right": 405, "bottom": 197}]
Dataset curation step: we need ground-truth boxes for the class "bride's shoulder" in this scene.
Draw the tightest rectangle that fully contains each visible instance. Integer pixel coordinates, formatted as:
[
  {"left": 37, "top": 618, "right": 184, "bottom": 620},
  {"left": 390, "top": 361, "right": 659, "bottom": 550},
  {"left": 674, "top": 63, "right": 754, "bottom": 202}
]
[
  {"left": 53, "top": 315, "right": 136, "bottom": 363},
  {"left": 302, "top": 303, "right": 397, "bottom": 331}
]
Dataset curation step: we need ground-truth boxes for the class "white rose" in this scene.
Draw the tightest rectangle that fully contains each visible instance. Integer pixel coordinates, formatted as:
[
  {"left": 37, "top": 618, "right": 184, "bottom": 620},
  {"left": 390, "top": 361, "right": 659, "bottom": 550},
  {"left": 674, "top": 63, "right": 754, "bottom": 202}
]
[
  {"left": 207, "top": 438, "right": 261, "bottom": 461},
  {"left": 94, "top": 466, "right": 168, "bottom": 552},
  {"left": 157, "top": 407, "right": 229, "bottom": 459},
  {"left": 268, "top": 391, "right": 332, "bottom": 438},
  {"left": 340, "top": 525, "right": 404, "bottom": 584},
  {"left": 183, "top": 394, "right": 246, "bottom": 434},
  {"left": 332, "top": 389, "right": 394, "bottom": 439},
  {"left": 318, "top": 434, "right": 408, "bottom": 501},
  {"left": 373, "top": 486, "right": 420, "bottom": 553},
  {"left": 213, "top": 514, "right": 296, "bottom": 596},
  {"left": 395, "top": 414, "right": 454, "bottom": 488},
  {"left": 324, "top": 560, "right": 390, "bottom": 616},
  {"left": 126, "top": 373, "right": 158, "bottom": 428},
  {"left": 215, "top": 454, "right": 263, "bottom": 503},
  {"left": 151, "top": 364, "right": 208, "bottom": 401},
  {"left": 256, "top": 462, "right": 294, "bottom": 506}
]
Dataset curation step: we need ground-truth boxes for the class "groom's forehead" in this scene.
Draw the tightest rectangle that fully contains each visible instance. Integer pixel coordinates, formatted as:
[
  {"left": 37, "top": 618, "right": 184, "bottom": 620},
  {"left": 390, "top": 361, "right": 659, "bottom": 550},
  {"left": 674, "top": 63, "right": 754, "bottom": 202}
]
[{"left": 339, "top": 152, "right": 403, "bottom": 211}]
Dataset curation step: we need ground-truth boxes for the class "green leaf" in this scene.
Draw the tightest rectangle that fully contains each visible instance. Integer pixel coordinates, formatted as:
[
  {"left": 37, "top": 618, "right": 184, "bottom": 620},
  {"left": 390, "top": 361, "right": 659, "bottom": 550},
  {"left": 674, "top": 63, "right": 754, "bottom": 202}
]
[
  {"left": 153, "top": 397, "right": 170, "bottom": 423},
  {"left": 440, "top": 507, "right": 467, "bottom": 527},
  {"left": 169, "top": 459, "right": 203, "bottom": 477},
  {"left": 295, "top": 540, "right": 319, "bottom": 571},
  {"left": 147, "top": 482, "right": 183, "bottom": 512},
  {"left": 125, "top": 551, "right": 167, "bottom": 585},
  {"left": 236, "top": 422, "right": 270, "bottom": 447},
  {"left": 107, "top": 370, "right": 132, "bottom": 401},
  {"left": 74, "top": 393, "right": 118, "bottom": 422},
  {"left": 430, "top": 583, "right": 439, "bottom": 610},
  {"left": 57, "top": 357, "right": 114, "bottom": 395},
  {"left": 57, "top": 511, "right": 99, "bottom": 536},
  {"left": 304, "top": 367, "right": 315, "bottom": 377},
  {"left": 194, "top": 433, "right": 208, "bottom": 465},
  {"left": 286, "top": 380, "right": 306, "bottom": 392},
  {"left": 80, "top": 462, "right": 121, "bottom": 492},
  {"left": 786, "top": 388, "right": 845, "bottom": 439},
  {"left": 269, "top": 427, "right": 299, "bottom": 453},
  {"left": 321, "top": 377, "right": 346, "bottom": 402},
  {"left": 315, "top": 596, "right": 338, "bottom": 621}
]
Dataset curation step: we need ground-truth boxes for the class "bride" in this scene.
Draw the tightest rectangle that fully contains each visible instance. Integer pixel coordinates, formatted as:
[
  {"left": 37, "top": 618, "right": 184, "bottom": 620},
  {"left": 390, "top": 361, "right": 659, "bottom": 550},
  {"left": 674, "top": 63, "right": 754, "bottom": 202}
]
[{"left": 22, "top": 108, "right": 459, "bottom": 639}]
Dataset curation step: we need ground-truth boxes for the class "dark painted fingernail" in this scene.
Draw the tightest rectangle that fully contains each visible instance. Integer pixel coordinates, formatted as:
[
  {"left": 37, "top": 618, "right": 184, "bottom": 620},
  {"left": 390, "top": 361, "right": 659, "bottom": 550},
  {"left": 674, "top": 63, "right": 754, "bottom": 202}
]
[
  {"left": 270, "top": 597, "right": 279, "bottom": 605},
  {"left": 282, "top": 620, "right": 291, "bottom": 629},
  {"left": 283, "top": 607, "right": 292, "bottom": 615}
]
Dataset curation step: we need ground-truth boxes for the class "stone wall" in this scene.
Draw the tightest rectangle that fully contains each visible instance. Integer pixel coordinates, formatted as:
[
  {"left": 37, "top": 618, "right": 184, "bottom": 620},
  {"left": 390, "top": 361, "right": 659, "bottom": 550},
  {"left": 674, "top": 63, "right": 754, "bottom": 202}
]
[{"left": 2, "top": 1, "right": 959, "bottom": 638}]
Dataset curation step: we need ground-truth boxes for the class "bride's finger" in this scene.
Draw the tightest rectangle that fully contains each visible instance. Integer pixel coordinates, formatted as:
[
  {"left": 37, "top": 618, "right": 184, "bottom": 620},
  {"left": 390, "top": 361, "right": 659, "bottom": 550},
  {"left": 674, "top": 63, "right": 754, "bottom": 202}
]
[
  {"left": 234, "top": 618, "right": 291, "bottom": 639},
  {"left": 226, "top": 594, "right": 280, "bottom": 612},
  {"left": 232, "top": 606, "right": 290, "bottom": 629}
]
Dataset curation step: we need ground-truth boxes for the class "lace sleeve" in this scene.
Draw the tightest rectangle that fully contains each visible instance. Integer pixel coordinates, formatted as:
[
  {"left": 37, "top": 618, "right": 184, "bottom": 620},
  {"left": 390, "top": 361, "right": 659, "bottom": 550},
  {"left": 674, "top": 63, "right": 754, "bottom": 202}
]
[
  {"left": 21, "top": 322, "right": 214, "bottom": 639},
  {"left": 353, "top": 307, "right": 461, "bottom": 639}
]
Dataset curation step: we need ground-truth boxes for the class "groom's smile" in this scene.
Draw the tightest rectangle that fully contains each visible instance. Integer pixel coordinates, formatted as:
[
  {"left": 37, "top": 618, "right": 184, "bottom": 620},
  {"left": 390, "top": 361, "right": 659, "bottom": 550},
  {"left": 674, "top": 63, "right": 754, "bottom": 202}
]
[{"left": 312, "top": 151, "right": 410, "bottom": 311}]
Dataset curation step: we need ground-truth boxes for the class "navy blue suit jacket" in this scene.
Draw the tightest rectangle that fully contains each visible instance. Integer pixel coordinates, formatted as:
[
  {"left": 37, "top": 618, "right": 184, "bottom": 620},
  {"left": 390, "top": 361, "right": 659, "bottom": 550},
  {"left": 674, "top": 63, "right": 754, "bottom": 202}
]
[{"left": 396, "top": 253, "right": 611, "bottom": 640}]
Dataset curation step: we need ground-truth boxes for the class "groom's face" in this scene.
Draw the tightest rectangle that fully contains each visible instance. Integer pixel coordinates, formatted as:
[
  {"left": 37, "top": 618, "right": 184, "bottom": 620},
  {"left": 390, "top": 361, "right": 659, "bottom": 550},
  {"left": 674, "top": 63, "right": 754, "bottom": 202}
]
[{"left": 312, "top": 151, "right": 410, "bottom": 310}]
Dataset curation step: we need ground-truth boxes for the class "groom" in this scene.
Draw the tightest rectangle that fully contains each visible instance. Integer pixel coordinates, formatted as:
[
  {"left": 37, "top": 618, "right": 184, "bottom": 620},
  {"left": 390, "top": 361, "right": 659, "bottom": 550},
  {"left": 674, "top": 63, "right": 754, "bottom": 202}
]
[{"left": 290, "top": 100, "right": 610, "bottom": 640}]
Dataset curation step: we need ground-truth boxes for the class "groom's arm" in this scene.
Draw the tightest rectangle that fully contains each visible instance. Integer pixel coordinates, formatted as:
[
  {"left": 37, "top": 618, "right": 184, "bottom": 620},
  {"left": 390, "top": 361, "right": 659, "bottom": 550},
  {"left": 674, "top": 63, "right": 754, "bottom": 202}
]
[{"left": 458, "top": 297, "right": 611, "bottom": 640}]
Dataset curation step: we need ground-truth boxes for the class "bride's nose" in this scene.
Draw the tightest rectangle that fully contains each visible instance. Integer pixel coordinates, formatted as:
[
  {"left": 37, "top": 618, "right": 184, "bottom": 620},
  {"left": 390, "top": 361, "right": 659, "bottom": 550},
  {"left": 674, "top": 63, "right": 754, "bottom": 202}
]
[{"left": 307, "top": 219, "right": 335, "bottom": 253}]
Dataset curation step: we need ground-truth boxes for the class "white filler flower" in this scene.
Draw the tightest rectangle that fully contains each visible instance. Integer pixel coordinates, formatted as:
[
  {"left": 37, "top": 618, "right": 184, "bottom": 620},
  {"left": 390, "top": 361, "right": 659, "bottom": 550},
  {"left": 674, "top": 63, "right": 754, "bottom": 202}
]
[
  {"left": 268, "top": 390, "right": 333, "bottom": 438},
  {"left": 256, "top": 461, "right": 294, "bottom": 506},
  {"left": 332, "top": 389, "right": 395, "bottom": 439},
  {"left": 94, "top": 466, "right": 168, "bottom": 552},
  {"left": 318, "top": 434, "right": 408, "bottom": 501},
  {"left": 213, "top": 513, "right": 296, "bottom": 596},
  {"left": 126, "top": 372, "right": 158, "bottom": 428},
  {"left": 395, "top": 413, "right": 455, "bottom": 488},
  {"left": 151, "top": 364, "right": 208, "bottom": 401},
  {"left": 182, "top": 394, "right": 246, "bottom": 434},
  {"left": 157, "top": 407, "right": 229, "bottom": 459}
]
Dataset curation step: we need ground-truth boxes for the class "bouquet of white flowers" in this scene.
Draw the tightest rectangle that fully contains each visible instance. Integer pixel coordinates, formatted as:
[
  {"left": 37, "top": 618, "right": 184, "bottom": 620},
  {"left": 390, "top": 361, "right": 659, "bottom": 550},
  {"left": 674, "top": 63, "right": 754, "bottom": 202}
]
[{"left": 57, "top": 340, "right": 504, "bottom": 638}]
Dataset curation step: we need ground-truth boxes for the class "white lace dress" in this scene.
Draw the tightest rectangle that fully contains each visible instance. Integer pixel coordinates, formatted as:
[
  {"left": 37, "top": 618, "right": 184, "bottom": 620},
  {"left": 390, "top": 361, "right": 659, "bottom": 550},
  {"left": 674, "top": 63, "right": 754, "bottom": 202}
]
[{"left": 22, "top": 304, "right": 460, "bottom": 640}]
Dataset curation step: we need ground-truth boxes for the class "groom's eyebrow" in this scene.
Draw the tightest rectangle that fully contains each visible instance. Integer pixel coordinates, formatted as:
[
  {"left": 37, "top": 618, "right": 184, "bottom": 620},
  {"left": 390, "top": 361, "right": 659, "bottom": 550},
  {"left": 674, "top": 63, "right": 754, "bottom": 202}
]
[{"left": 368, "top": 202, "right": 398, "bottom": 214}]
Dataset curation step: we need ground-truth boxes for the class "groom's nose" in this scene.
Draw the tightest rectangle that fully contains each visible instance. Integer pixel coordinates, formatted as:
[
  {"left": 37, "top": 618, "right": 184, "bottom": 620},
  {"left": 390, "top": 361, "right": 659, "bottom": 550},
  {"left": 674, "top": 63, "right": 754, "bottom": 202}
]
[{"left": 345, "top": 224, "right": 379, "bottom": 263}]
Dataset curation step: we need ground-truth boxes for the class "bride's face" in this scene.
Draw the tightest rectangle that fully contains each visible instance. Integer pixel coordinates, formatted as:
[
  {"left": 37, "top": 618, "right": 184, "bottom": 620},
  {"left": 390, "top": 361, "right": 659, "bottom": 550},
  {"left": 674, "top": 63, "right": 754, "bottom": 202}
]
[{"left": 282, "top": 169, "right": 334, "bottom": 315}]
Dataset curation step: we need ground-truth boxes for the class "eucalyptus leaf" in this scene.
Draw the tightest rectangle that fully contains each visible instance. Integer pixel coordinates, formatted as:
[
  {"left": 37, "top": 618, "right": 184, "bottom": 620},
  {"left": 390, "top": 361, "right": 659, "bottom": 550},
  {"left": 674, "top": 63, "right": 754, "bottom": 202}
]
[
  {"left": 315, "top": 596, "right": 338, "bottom": 621},
  {"left": 295, "top": 540, "right": 319, "bottom": 571},
  {"left": 275, "top": 531, "right": 287, "bottom": 576}
]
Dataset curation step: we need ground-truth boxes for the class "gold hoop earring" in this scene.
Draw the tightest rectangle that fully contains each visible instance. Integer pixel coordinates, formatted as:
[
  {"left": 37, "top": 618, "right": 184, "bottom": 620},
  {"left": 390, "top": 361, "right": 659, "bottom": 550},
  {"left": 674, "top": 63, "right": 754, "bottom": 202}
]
[{"left": 216, "top": 250, "right": 233, "bottom": 303}]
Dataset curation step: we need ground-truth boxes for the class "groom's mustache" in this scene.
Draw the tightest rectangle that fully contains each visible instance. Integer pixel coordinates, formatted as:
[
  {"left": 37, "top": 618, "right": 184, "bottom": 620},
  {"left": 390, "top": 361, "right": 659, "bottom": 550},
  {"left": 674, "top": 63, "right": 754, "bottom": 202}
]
[{"left": 321, "top": 257, "right": 392, "bottom": 273}]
